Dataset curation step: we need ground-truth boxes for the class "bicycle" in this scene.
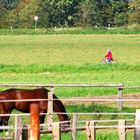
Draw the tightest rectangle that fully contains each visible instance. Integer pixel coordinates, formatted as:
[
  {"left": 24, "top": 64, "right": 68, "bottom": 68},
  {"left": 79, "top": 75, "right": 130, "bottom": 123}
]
[{"left": 101, "top": 58, "right": 118, "bottom": 64}]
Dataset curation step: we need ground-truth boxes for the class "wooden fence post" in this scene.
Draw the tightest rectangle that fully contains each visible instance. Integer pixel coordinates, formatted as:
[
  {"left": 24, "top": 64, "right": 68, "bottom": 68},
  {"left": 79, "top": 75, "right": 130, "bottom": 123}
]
[
  {"left": 118, "top": 120, "right": 126, "bottom": 140},
  {"left": 86, "top": 121, "right": 96, "bottom": 140},
  {"left": 15, "top": 116, "right": 22, "bottom": 140},
  {"left": 28, "top": 103, "right": 40, "bottom": 140},
  {"left": 86, "top": 121, "right": 91, "bottom": 140},
  {"left": 47, "top": 87, "right": 54, "bottom": 130},
  {"left": 52, "top": 122, "right": 61, "bottom": 140},
  {"left": 71, "top": 114, "right": 78, "bottom": 140},
  {"left": 134, "top": 109, "right": 140, "bottom": 140},
  {"left": 118, "top": 87, "right": 123, "bottom": 110},
  {"left": 90, "top": 121, "right": 96, "bottom": 140}
]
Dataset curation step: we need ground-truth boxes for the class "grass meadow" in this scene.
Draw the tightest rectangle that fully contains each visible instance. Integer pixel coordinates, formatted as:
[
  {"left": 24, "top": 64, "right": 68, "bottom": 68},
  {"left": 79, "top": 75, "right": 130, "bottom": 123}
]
[
  {"left": 0, "top": 34, "right": 139, "bottom": 96},
  {"left": 0, "top": 34, "right": 140, "bottom": 65},
  {"left": 0, "top": 32, "right": 140, "bottom": 139}
]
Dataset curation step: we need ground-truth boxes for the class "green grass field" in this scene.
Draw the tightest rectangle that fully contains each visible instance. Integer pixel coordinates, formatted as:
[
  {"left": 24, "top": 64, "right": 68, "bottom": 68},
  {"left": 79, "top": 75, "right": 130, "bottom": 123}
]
[
  {"left": 0, "top": 34, "right": 140, "bottom": 65},
  {"left": 0, "top": 34, "right": 139, "bottom": 96},
  {"left": 0, "top": 32, "right": 140, "bottom": 139}
]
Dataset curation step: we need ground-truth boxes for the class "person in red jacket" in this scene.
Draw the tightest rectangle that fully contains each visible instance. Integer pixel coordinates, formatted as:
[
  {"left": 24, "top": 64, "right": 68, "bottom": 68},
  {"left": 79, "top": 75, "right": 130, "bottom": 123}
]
[{"left": 105, "top": 50, "right": 113, "bottom": 63}]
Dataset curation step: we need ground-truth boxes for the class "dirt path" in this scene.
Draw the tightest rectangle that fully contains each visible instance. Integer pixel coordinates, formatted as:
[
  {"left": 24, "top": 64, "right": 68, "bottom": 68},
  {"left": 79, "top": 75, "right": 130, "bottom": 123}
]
[{"left": 62, "top": 92, "right": 140, "bottom": 108}]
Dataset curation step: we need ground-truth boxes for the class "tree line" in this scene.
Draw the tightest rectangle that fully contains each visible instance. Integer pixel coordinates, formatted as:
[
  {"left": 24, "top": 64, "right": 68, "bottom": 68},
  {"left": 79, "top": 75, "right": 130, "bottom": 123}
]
[{"left": 0, "top": 0, "right": 140, "bottom": 29}]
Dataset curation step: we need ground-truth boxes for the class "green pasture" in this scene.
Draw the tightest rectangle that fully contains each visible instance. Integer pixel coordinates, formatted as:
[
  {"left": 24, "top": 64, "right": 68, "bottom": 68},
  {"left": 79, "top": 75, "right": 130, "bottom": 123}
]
[
  {"left": 0, "top": 33, "right": 140, "bottom": 139},
  {"left": 0, "top": 34, "right": 139, "bottom": 96},
  {"left": 0, "top": 34, "right": 140, "bottom": 65}
]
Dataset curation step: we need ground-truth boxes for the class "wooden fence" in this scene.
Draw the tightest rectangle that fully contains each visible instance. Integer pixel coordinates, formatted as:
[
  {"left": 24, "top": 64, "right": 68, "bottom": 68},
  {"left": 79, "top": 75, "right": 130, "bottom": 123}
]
[
  {"left": 0, "top": 83, "right": 140, "bottom": 140},
  {"left": 0, "top": 110, "right": 140, "bottom": 140}
]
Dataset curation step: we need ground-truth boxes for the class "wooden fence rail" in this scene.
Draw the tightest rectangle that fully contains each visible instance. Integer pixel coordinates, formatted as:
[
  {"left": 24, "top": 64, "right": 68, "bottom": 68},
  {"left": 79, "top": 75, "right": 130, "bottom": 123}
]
[
  {"left": 0, "top": 83, "right": 140, "bottom": 110},
  {"left": 0, "top": 83, "right": 124, "bottom": 87}
]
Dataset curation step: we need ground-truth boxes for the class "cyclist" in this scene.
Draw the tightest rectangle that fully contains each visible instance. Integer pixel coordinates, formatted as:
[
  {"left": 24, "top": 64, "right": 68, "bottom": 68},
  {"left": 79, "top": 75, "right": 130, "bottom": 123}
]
[{"left": 105, "top": 50, "right": 113, "bottom": 63}]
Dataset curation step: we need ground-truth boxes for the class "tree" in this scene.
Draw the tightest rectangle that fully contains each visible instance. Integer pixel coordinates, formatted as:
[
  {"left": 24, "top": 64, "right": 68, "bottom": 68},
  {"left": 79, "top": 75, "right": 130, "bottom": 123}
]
[
  {"left": 0, "top": 0, "right": 130, "bottom": 28},
  {"left": 0, "top": 0, "right": 20, "bottom": 28},
  {"left": 128, "top": 0, "right": 140, "bottom": 24},
  {"left": 75, "top": 0, "right": 92, "bottom": 26},
  {"left": 40, "top": 0, "right": 79, "bottom": 27},
  {"left": 76, "top": 0, "right": 112, "bottom": 27},
  {"left": 4, "top": 0, "right": 41, "bottom": 28},
  {"left": 0, "top": 0, "right": 19, "bottom": 9},
  {"left": 0, "top": 6, "right": 8, "bottom": 28},
  {"left": 112, "top": 0, "right": 129, "bottom": 26}
]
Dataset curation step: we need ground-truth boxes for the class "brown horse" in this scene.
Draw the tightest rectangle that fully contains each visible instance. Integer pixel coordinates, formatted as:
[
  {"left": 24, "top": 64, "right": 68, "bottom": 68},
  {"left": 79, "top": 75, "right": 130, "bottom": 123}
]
[{"left": 0, "top": 88, "right": 69, "bottom": 131}]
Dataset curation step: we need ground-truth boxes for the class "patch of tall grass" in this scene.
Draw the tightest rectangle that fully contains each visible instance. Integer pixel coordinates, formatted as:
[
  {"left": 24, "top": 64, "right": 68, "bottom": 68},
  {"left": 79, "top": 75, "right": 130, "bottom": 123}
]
[
  {"left": 1, "top": 26, "right": 140, "bottom": 35},
  {"left": 0, "top": 63, "right": 139, "bottom": 97},
  {"left": 0, "top": 63, "right": 139, "bottom": 73}
]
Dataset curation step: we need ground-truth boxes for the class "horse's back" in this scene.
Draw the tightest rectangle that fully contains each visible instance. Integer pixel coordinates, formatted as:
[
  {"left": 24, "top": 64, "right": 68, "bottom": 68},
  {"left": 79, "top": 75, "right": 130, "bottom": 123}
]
[
  {"left": 3, "top": 88, "right": 50, "bottom": 113},
  {"left": 15, "top": 88, "right": 49, "bottom": 99},
  {"left": 1, "top": 88, "right": 49, "bottom": 99}
]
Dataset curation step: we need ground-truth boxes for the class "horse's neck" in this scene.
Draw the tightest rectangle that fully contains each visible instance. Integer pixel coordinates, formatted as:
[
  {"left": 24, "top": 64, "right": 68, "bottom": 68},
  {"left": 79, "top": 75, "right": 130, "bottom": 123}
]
[
  {"left": 54, "top": 104, "right": 69, "bottom": 121},
  {"left": 53, "top": 97, "right": 69, "bottom": 121}
]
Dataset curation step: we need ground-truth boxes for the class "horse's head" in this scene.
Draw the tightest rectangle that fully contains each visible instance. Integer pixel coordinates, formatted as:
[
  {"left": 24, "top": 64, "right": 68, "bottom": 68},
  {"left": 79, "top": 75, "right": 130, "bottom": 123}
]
[{"left": 60, "top": 116, "right": 71, "bottom": 131}]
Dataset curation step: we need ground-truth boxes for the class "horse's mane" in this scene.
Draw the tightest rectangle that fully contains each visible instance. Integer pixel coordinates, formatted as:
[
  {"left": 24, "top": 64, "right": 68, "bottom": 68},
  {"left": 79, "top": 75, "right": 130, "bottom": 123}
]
[{"left": 44, "top": 88, "right": 69, "bottom": 120}]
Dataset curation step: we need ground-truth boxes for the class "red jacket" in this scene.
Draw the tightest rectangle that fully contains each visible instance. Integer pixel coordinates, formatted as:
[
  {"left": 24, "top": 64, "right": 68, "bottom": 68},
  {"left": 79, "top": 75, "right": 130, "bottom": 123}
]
[{"left": 105, "top": 52, "right": 113, "bottom": 60}]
